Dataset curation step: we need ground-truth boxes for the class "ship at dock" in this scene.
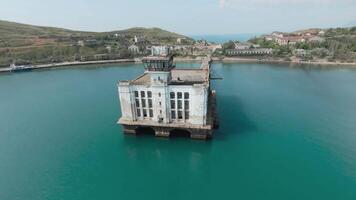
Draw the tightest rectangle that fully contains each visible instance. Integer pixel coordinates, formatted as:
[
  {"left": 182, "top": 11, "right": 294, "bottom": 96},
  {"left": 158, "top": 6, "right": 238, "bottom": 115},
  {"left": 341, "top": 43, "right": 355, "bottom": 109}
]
[{"left": 9, "top": 64, "right": 33, "bottom": 72}]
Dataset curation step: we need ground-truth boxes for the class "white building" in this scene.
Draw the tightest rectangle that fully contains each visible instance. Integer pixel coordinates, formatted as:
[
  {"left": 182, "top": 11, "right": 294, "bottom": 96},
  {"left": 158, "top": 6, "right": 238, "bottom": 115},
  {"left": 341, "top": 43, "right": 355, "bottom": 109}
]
[
  {"left": 151, "top": 46, "right": 170, "bottom": 56},
  {"left": 308, "top": 36, "right": 325, "bottom": 43},
  {"left": 128, "top": 44, "right": 140, "bottom": 54},
  {"left": 117, "top": 55, "right": 217, "bottom": 139},
  {"left": 234, "top": 43, "right": 251, "bottom": 50}
]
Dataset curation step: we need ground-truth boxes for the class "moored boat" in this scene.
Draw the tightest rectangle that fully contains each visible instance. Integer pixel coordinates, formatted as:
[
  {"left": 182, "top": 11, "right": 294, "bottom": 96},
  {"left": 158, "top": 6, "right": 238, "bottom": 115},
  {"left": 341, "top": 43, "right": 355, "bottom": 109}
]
[{"left": 10, "top": 64, "right": 33, "bottom": 72}]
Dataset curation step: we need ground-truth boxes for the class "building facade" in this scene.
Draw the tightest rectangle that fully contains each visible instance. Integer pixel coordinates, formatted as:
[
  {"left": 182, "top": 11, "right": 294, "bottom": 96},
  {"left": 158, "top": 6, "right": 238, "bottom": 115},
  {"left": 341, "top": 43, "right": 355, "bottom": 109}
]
[
  {"left": 151, "top": 46, "right": 170, "bottom": 56},
  {"left": 128, "top": 44, "right": 140, "bottom": 54},
  {"left": 226, "top": 48, "right": 273, "bottom": 56},
  {"left": 117, "top": 55, "right": 217, "bottom": 139}
]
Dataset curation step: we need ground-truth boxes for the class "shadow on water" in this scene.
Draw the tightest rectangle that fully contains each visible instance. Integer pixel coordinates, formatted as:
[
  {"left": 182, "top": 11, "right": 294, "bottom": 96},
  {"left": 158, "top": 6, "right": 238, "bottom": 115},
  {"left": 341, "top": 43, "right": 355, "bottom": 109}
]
[
  {"left": 121, "top": 132, "right": 213, "bottom": 163},
  {"left": 135, "top": 127, "right": 156, "bottom": 136},
  {"left": 214, "top": 95, "right": 257, "bottom": 140},
  {"left": 169, "top": 129, "right": 192, "bottom": 139}
]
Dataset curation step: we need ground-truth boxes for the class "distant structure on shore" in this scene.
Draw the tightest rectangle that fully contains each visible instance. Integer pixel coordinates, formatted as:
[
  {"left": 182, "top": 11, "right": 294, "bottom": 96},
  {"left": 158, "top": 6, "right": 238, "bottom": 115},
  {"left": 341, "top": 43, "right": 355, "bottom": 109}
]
[
  {"left": 225, "top": 42, "right": 273, "bottom": 56},
  {"left": 263, "top": 30, "right": 325, "bottom": 46},
  {"left": 117, "top": 54, "right": 218, "bottom": 140},
  {"left": 9, "top": 63, "right": 33, "bottom": 72}
]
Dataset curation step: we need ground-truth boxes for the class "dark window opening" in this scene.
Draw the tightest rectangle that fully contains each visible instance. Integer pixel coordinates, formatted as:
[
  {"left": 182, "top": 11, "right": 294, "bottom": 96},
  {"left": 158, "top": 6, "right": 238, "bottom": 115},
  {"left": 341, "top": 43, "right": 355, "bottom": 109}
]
[
  {"left": 177, "top": 92, "right": 182, "bottom": 99},
  {"left": 185, "top": 111, "right": 189, "bottom": 120},
  {"left": 171, "top": 100, "right": 175, "bottom": 109},
  {"left": 184, "top": 92, "right": 189, "bottom": 99},
  {"left": 178, "top": 111, "right": 183, "bottom": 119},
  {"left": 177, "top": 100, "right": 182, "bottom": 109},
  {"left": 141, "top": 99, "right": 146, "bottom": 107},
  {"left": 184, "top": 100, "right": 189, "bottom": 110},
  {"left": 170, "top": 92, "right": 175, "bottom": 99},
  {"left": 171, "top": 111, "right": 176, "bottom": 119},
  {"left": 148, "top": 99, "right": 152, "bottom": 108}
]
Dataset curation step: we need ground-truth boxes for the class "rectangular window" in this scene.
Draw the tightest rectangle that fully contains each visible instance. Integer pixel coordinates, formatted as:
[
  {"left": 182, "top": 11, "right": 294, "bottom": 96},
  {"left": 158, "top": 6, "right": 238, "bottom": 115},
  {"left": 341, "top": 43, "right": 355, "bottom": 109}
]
[
  {"left": 184, "top": 100, "right": 189, "bottom": 110},
  {"left": 137, "top": 109, "right": 141, "bottom": 117},
  {"left": 171, "top": 100, "right": 175, "bottom": 109},
  {"left": 141, "top": 91, "right": 145, "bottom": 98},
  {"left": 177, "top": 92, "right": 182, "bottom": 99},
  {"left": 170, "top": 92, "right": 175, "bottom": 99},
  {"left": 171, "top": 111, "right": 176, "bottom": 119},
  {"left": 149, "top": 109, "right": 153, "bottom": 118},
  {"left": 185, "top": 111, "right": 189, "bottom": 119},
  {"left": 184, "top": 92, "right": 189, "bottom": 99},
  {"left": 148, "top": 99, "right": 152, "bottom": 108},
  {"left": 143, "top": 109, "right": 147, "bottom": 117},
  {"left": 141, "top": 99, "right": 146, "bottom": 108},
  {"left": 134, "top": 91, "right": 139, "bottom": 98},
  {"left": 147, "top": 91, "right": 152, "bottom": 98},
  {"left": 178, "top": 111, "right": 183, "bottom": 119},
  {"left": 158, "top": 93, "right": 161, "bottom": 97},
  {"left": 177, "top": 100, "right": 182, "bottom": 109},
  {"left": 135, "top": 99, "right": 140, "bottom": 107},
  {"left": 159, "top": 101, "right": 161, "bottom": 106}
]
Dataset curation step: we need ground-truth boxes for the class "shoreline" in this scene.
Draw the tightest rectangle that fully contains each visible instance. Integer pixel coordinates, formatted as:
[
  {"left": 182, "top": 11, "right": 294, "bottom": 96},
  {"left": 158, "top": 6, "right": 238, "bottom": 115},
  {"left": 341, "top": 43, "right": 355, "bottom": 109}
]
[
  {"left": 0, "top": 59, "right": 137, "bottom": 73},
  {"left": 1, "top": 57, "right": 356, "bottom": 73},
  {"left": 217, "top": 57, "right": 356, "bottom": 67}
]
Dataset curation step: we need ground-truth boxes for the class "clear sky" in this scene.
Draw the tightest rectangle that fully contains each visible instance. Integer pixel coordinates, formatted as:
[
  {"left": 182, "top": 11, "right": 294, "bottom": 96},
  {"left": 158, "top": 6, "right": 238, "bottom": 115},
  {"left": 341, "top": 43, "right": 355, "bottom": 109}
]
[{"left": 0, "top": 0, "right": 355, "bottom": 35}]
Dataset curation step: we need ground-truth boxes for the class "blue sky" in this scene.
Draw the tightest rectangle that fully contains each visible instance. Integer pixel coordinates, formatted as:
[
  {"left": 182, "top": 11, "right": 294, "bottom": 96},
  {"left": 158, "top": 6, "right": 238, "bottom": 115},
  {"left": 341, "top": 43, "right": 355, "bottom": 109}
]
[{"left": 0, "top": 0, "right": 355, "bottom": 35}]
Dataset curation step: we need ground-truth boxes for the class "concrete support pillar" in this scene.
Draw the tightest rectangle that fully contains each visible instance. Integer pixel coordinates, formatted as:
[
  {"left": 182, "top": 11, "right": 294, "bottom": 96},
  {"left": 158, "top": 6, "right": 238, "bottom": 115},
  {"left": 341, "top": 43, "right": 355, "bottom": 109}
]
[
  {"left": 123, "top": 125, "right": 137, "bottom": 135},
  {"left": 154, "top": 127, "right": 170, "bottom": 138},
  {"left": 190, "top": 129, "right": 212, "bottom": 140}
]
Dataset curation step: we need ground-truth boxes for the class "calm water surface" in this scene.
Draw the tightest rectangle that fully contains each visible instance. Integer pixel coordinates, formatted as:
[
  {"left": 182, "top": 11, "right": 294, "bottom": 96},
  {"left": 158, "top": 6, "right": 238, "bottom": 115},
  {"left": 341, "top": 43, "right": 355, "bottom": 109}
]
[{"left": 1, "top": 62, "right": 356, "bottom": 199}]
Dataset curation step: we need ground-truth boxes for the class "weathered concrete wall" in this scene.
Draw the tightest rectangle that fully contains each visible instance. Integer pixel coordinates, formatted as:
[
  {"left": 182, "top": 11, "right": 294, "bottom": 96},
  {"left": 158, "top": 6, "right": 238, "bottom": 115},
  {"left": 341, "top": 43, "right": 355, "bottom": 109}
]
[
  {"left": 168, "top": 84, "right": 208, "bottom": 125},
  {"left": 119, "top": 82, "right": 209, "bottom": 126},
  {"left": 118, "top": 82, "right": 135, "bottom": 121}
]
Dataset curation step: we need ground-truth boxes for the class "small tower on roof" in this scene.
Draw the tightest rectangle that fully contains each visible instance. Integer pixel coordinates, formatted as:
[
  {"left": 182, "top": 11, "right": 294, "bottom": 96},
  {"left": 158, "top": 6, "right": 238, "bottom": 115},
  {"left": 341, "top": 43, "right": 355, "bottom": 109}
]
[{"left": 142, "top": 54, "right": 175, "bottom": 85}]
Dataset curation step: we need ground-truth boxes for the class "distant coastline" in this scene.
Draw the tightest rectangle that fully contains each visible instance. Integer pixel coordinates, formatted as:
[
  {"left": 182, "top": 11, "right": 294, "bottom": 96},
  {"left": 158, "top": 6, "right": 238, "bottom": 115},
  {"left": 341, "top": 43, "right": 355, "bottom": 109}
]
[{"left": 2, "top": 56, "right": 356, "bottom": 73}]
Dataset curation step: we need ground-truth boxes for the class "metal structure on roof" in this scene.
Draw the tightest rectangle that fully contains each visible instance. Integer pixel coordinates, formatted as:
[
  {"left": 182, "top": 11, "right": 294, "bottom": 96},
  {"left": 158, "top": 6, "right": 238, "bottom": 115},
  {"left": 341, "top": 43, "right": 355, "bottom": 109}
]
[{"left": 142, "top": 54, "right": 175, "bottom": 72}]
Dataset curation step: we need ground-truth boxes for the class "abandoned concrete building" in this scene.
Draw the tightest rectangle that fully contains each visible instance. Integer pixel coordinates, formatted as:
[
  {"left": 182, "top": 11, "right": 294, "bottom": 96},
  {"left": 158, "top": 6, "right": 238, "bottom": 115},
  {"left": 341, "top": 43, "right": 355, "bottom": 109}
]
[{"left": 117, "top": 55, "right": 218, "bottom": 140}]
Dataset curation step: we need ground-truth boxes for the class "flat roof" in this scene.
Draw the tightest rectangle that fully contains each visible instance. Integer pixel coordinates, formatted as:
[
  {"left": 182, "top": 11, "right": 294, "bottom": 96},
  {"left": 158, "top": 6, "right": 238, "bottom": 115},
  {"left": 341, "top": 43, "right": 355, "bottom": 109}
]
[{"left": 130, "top": 69, "right": 208, "bottom": 86}]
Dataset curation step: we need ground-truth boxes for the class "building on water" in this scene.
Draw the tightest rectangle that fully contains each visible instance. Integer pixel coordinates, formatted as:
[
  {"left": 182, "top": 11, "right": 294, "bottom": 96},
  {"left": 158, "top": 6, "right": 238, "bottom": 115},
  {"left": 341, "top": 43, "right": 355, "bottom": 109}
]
[{"left": 117, "top": 55, "right": 218, "bottom": 140}]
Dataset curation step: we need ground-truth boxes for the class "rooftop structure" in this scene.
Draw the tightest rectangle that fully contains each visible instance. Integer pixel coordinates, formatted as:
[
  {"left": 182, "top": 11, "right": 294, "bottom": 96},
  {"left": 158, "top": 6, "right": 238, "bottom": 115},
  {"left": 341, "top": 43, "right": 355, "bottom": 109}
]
[
  {"left": 151, "top": 46, "right": 171, "bottom": 56},
  {"left": 117, "top": 55, "right": 218, "bottom": 139}
]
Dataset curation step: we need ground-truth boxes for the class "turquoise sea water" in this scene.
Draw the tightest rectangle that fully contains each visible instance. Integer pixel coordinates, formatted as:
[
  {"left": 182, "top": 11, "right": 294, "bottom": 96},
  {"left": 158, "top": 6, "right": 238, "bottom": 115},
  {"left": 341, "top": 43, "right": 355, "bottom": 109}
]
[
  {"left": 1, "top": 62, "right": 356, "bottom": 199},
  {"left": 190, "top": 33, "right": 260, "bottom": 43}
]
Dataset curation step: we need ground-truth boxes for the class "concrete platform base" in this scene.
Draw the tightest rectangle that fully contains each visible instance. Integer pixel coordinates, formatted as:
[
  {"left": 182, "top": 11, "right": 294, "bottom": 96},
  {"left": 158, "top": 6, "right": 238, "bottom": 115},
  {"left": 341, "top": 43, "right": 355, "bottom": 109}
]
[{"left": 122, "top": 125, "right": 213, "bottom": 140}]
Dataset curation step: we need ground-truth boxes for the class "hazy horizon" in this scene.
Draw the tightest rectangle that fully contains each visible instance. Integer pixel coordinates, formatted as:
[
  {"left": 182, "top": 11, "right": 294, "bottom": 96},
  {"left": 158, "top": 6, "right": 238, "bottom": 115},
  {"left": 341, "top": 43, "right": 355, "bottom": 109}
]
[{"left": 0, "top": 0, "right": 355, "bottom": 35}]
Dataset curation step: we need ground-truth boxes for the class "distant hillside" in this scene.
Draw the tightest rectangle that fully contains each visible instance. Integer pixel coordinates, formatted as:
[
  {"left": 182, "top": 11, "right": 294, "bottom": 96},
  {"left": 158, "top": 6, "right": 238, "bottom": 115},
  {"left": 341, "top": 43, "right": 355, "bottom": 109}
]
[
  {"left": 0, "top": 20, "right": 193, "bottom": 67},
  {"left": 0, "top": 20, "right": 92, "bottom": 38},
  {"left": 247, "top": 26, "right": 356, "bottom": 63}
]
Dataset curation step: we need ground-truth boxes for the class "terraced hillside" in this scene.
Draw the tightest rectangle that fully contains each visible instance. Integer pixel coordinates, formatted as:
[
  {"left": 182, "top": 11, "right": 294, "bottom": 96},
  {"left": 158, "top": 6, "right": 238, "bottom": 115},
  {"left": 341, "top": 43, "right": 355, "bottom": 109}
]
[{"left": 0, "top": 20, "right": 193, "bottom": 67}]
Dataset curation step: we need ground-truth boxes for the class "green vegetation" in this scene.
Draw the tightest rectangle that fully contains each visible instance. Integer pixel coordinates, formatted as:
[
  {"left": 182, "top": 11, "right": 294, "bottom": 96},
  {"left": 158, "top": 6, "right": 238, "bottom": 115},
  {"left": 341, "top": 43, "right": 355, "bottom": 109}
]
[
  {"left": 0, "top": 20, "right": 193, "bottom": 67},
  {"left": 222, "top": 26, "right": 356, "bottom": 63}
]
